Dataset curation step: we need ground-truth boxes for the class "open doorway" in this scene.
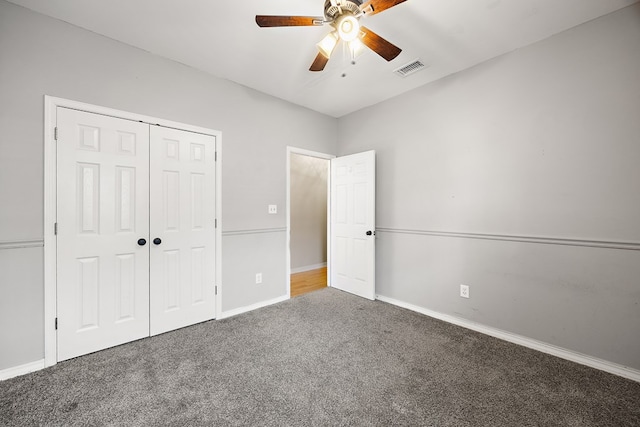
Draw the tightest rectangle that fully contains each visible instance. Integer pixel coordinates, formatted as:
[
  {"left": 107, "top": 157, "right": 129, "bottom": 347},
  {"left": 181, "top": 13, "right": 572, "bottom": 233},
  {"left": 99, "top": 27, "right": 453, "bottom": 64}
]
[{"left": 286, "top": 148, "right": 333, "bottom": 298}]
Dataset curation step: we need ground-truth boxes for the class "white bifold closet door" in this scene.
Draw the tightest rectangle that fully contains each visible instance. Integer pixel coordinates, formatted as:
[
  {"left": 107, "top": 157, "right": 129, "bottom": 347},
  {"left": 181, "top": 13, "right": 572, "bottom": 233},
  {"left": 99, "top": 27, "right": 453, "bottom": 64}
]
[
  {"left": 149, "top": 126, "right": 216, "bottom": 336},
  {"left": 56, "top": 108, "right": 216, "bottom": 362},
  {"left": 57, "top": 108, "right": 151, "bottom": 361}
]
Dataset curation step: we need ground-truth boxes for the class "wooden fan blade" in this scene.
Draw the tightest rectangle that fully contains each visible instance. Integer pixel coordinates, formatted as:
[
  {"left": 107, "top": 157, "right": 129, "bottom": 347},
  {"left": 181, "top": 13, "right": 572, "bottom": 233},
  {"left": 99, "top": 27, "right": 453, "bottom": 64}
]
[
  {"left": 360, "top": 0, "right": 408, "bottom": 16},
  {"left": 256, "top": 15, "right": 324, "bottom": 27},
  {"left": 359, "top": 26, "right": 402, "bottom": 61},
  {"left": 310, "top": 52, "right": 330, "bottom": 72}
]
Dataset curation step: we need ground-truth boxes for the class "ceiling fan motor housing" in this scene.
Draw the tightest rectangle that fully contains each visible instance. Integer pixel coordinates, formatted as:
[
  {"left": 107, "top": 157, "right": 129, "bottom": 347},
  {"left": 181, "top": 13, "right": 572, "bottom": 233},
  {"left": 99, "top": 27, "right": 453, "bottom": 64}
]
[{"left": 324, "top": 0, "right": 363, "bottom": 20}]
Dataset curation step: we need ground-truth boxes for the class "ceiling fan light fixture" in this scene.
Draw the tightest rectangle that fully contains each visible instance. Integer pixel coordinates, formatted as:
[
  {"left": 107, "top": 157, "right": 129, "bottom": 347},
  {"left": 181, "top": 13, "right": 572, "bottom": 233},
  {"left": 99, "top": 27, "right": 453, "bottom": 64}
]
[
  {"left": 317, "top": 31, "right": 339, "bottom": 58},
  {"left": 348, "top": 38, "right": 365, "bottom": 60},
  {"left": 256, "top": 0, "right": 408, "bottom": 72},
  {"left": 337, "top": 14, "right": 360, "bottom": 42}
]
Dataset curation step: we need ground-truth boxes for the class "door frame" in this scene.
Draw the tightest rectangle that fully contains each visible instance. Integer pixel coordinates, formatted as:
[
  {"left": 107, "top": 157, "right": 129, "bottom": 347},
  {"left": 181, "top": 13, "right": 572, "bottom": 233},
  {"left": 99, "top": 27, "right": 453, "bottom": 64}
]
[
  {"left": 43, "top": 96, "right": 222, "bottom": 367},
  {"left": 286, "top": 147, "right": 335, "bottom": 298}
]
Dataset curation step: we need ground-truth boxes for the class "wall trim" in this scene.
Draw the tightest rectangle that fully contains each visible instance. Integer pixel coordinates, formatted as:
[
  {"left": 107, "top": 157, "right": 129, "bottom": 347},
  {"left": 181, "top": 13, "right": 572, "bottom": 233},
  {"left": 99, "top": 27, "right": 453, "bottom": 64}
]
[
  {"left": 376, "top": 228, "right": 640, "bottom": 251},
  {"left": 222, "top": 228, "right": 287, "bottom": 236},
  {"left": 0, "top": 359, "right": 45, "bottom": 381},
  {"left": 217, "top": 295, "right": 289, "bottom": 320},
  {"left": 376, "top": 294, "right": 640, "bottom": 383},
  {"left": 0, "top": 239, "right": 43, "bottom": 250},
  {"left": 291, "top": 262, "right": 327, "bottom": 274}
]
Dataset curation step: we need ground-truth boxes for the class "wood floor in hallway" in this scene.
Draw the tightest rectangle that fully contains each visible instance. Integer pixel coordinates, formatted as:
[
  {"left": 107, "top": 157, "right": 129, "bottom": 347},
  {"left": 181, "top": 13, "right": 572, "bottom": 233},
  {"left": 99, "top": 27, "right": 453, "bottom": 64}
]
[{"left": 290, "top": 267, "right": 327, "bottom": 297}]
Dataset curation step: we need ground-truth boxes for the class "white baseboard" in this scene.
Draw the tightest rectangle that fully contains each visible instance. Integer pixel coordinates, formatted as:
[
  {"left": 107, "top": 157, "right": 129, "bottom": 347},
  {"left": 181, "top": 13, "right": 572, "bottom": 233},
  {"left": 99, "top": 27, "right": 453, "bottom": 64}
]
[
  {"left": 290, "top": 263, "right": 327, "bottom": 274},
  {"left": 376, "top": 294, "right": 640, "bottom": 383},
  {"left": 218, "top": 295, "right": 289, "bottom": 320},
  {"left": 0, "top": 359, "right": 45, "bottom": 381}
]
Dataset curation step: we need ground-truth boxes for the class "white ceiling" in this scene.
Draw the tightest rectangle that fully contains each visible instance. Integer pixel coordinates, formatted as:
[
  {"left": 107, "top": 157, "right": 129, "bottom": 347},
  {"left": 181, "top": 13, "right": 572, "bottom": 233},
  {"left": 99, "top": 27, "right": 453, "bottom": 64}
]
[{"left": 8, "top": 0, "right": 638, "bottom": 117}]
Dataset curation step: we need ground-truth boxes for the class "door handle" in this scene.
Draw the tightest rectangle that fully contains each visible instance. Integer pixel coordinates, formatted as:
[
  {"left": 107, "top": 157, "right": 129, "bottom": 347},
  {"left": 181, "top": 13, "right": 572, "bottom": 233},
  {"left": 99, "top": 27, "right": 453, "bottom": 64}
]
[
  {"left": 137, "top": 238, "right": 147, "bottom": 246},
  {"left": 153, "top": 238, "right": 162, "bottom": 245},
  {"left": 366, "top": 230, "right": 375, "bottom": 236}
]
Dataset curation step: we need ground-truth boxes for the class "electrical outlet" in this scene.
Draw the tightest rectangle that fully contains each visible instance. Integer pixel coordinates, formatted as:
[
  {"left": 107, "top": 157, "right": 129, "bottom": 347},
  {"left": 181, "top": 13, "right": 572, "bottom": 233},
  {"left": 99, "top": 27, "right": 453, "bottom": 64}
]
[
  {"left": 268, "top": 205, "right": 277, "bottom": 214},
  {"left": 256, "top": 273, "right": 263, "bottom": 284},
  {"left": 460, "top": 284, "right": 470, "bottom": 299}
]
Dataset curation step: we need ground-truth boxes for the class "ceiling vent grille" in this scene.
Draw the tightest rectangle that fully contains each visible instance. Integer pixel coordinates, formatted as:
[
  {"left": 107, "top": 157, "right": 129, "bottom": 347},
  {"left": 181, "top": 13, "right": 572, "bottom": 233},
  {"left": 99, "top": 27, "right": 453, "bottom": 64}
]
[{"left": 393, "top": 60, "right": 427, "bottom": 77}]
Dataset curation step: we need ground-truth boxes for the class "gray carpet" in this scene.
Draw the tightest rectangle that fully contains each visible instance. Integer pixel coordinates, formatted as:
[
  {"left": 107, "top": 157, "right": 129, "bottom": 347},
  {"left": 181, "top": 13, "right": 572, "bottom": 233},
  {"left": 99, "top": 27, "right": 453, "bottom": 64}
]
[{"left": 1, "top": 288, "right": 639, "bottom": 426}]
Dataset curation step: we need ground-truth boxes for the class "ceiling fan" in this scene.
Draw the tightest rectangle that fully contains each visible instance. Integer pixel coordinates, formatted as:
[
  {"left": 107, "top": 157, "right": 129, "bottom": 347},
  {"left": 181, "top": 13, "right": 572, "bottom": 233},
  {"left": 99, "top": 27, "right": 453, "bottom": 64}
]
[{"left": 256, "top": 0, "right": 407, "bottom": 72}]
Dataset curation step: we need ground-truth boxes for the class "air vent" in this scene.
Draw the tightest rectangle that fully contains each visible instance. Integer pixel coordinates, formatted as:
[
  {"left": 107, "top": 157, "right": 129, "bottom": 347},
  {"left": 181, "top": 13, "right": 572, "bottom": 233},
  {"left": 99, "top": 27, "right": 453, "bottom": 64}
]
[{"left": 393, "top": 60, "right": 427, "bottom": 77}]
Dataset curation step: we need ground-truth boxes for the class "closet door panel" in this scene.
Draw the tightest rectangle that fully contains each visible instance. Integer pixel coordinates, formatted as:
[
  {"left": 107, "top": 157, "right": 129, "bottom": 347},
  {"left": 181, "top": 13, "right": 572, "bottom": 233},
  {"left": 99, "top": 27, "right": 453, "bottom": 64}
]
[
  {"left": 149, "top": 127, "right": 216, "bottom": 335},
  {"left": 56, "top": 108, "right": 150, "bottom": 361}
]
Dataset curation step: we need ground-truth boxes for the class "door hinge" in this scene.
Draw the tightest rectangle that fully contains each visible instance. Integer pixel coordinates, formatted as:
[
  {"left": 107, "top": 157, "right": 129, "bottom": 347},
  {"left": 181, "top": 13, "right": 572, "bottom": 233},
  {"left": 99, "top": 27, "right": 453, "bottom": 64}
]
[
  {"left": 55, "top": 318, "right": 58, "bottom": 330},
  {"left": 54, "top": 127, "right": 58, "bottom": 141},
  {"left": 54, "top": 223, "right": 58, "bottom": 235},
  {"left": 215, "top": 218, "right": 217, "bottom": 228},
  {"left": 215, "top": 285, "right": 218, "bottom": 296},
  {"left": 215, "top": 151, "right": 217, "bottom": 162}
]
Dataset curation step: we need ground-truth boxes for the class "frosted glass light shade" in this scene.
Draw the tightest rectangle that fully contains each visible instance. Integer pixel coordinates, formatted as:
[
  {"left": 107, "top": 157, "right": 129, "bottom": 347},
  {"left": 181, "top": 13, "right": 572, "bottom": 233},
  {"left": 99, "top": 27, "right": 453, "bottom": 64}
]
[
  {"left": 317, "top": 32, "right": 339, "bottom": 58},
  {"left": 337, "top": 15, "right": 360, "bottom": 42}
]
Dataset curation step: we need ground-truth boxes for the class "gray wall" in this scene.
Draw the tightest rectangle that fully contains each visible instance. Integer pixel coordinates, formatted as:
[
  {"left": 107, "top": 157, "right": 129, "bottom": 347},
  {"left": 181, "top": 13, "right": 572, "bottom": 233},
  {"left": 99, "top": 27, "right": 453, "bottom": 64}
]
[
  {"left": 0, "top": 1, "right": 337, "bottom": 370},
  {"left": 338, "top": 4, "right": 640, "bottom": 370},
  {"left": 2, "top": 0, "right": 639, "bottom": 375},
  {"left": 290, "top": 154, "right": 328, "bottom": 271}
]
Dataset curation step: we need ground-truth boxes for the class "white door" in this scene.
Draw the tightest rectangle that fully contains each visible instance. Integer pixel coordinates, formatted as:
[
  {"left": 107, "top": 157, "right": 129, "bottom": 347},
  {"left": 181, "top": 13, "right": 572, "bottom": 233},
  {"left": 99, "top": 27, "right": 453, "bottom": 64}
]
[
  {"left": 149, "top": 126, "right": 217, "bottom": 336},
  {"left": 57, "top": 108, "right": 150, "bottom": 361},
  {"left": 330, "top": 151, "right": 376, "bottom": 300}
]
